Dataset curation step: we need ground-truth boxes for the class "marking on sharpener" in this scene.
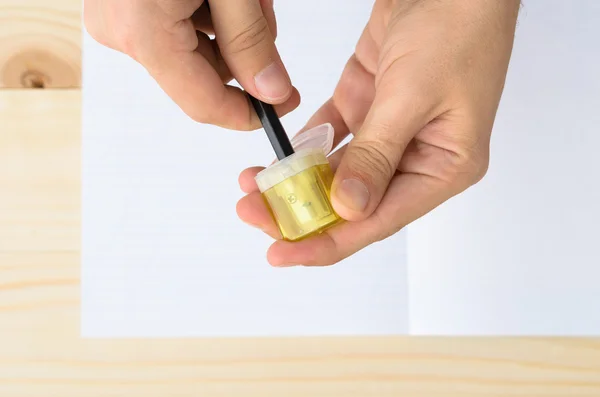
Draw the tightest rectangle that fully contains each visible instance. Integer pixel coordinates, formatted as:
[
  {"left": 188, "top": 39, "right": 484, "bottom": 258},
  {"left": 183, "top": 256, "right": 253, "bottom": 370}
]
[{"left": 287, "top": 194, "right": 297, "bottom": 204}]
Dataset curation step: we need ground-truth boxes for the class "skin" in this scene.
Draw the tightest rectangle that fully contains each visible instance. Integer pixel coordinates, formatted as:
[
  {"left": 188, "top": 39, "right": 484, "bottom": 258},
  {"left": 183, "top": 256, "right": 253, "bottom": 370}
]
[
  {"left": 237, "top": 0, "right": 521, "bottom": 267},
  {"left": 86, "top": 0, "right": 521, "bottom": 267},
  {"left": 84, "top": 0, "right": 300, "bottom": 130}
]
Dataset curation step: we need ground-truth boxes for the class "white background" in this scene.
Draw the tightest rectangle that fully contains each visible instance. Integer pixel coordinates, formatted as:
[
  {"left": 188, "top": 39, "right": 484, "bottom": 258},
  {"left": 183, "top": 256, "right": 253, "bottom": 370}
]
[
  {"left": 81, "top": 0, "right": 409, "bottom": 337},
  {"left": 82, "top": 0, "right": 600, "bottom": 337},
  {"left": 409, "top": 0, "right": 600, "bottom": 335}
]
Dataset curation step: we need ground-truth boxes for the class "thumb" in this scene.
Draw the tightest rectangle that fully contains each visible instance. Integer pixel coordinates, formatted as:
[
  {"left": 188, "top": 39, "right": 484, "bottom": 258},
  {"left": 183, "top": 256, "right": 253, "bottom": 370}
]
[
  {"left": 210, "top": 0, "right": 292, "bottom": 103},
  {"left": 332, "top": 91, "right": 432, "bottom": 221}
]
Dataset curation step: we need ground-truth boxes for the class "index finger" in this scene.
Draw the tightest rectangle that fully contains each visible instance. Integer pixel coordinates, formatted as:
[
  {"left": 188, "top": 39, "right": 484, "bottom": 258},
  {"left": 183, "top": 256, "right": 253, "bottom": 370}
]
[{"left": 137, "top": 10, "right": 299, "bottom": 130}]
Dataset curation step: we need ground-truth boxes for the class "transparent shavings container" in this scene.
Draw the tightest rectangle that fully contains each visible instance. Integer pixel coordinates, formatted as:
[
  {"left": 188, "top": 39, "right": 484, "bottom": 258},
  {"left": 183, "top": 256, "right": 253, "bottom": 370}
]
[{"left": 255, "top": 124, "right": 342, "bottom": 241}]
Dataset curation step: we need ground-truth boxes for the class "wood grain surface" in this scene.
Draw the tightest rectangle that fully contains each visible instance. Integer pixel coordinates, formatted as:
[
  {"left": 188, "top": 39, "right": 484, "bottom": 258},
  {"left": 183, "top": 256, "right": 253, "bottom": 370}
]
[
  {"left": 0, "top": 0, "right": 80, "bottom": 88},
  {"left": 1, "top": 1, "right": 599, "bottom": 396}
]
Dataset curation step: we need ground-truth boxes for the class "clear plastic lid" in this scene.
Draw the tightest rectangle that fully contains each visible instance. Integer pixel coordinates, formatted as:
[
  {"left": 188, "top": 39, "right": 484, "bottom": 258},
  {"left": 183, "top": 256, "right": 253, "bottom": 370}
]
[
  {"left": 289, "top": 123, "right": 334, "bottom": 155},
  {"left": 255, "top": 123, "right": 335, "bottom": 193}
]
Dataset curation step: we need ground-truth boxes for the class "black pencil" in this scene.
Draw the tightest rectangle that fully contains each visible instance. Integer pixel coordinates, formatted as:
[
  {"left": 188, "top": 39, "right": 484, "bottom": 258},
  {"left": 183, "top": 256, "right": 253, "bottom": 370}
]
[{"left": 249, "top": 95, "right": 295, "bottom": 161}]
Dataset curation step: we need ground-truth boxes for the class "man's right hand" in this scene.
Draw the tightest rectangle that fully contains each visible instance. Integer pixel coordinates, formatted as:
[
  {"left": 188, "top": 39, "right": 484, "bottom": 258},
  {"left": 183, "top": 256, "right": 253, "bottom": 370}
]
[{"left": 84, "top": 0, "right": 299, "bottom": 130}]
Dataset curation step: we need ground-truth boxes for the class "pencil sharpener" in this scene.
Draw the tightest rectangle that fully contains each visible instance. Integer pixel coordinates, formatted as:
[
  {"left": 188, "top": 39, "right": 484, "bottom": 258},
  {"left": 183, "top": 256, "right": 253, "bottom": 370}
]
[{"left": 255, "top": 124, "right": 342, "bottom": 242}]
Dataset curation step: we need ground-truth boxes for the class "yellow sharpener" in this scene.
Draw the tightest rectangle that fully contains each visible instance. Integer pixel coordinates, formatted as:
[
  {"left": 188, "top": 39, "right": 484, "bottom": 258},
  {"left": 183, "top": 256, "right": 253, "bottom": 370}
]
[{"left": 255, "top": 129, "right": 342, "bottom": 242}]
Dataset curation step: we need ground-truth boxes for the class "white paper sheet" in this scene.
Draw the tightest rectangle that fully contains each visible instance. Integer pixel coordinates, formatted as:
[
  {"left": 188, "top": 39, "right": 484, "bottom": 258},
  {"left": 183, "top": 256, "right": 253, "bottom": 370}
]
[
  {"left": 81, "top": 0, "right": 409, "bottom": 337},
  {"left": 408, "top": 0, "right": 600, "bottom": 335},
  {"left": 83, "top": 0, "right": 600, "bottom": 338}
]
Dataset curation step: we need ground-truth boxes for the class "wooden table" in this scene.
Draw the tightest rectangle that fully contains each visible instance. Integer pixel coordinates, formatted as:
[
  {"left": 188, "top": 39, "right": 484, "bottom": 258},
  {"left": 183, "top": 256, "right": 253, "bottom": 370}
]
[{"left": 1, "top": 1, "right": 599, "bottom": 396}]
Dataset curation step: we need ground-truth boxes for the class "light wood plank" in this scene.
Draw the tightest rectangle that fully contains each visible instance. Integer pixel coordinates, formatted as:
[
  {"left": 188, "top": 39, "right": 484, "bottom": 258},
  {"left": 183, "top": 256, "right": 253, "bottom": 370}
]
[
  {"left": 0, "top": 0, "right": 81, "bottom": 88},
  {"left": 1, "top": 0, "right": 600, "bottom": 394},
  {"left": 0, "top": 90, "right": 80, "bottom": 251}
]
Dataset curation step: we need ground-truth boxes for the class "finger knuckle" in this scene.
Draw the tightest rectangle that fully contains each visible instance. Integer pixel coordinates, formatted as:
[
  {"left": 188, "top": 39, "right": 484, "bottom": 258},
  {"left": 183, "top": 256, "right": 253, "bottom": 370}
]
[
  {"left": 186, "top": 106, "right": 213, "bottom": 124},
  {"left": 83, "top": 4, "right": 108, "bottom": 45},
  {"left": 224, "top": 16, "right": 271, "bottom": 56},
  {"left": 350, "top": 139, "right": 397, "bottom": 181},
  {"left": 83, "top": 5, "right": 97, "bottom": 35},
  {"left": 156, "top": 0, "right": 201, "bottom": 19},
  {"left": 83, "top": 1, "right": 138, "bottom": 56},
  {"left": 470, "top": 154, "right": 490, "bottom": 184},
  {"left": 444, "top": 149, "right": 489, "bottom": 188},
  {"left": 373, "top": 214, "right": 400, "bottom": 243},
  {"left": 113, "top": 23, "right": 141, "bottom": 59}
]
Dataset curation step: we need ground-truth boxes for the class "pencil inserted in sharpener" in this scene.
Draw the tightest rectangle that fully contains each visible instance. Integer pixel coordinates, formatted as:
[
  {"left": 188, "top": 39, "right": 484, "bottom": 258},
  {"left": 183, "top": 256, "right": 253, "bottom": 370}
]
[{"left": 255, "top": 124, "right": 342, "bottom": 242}]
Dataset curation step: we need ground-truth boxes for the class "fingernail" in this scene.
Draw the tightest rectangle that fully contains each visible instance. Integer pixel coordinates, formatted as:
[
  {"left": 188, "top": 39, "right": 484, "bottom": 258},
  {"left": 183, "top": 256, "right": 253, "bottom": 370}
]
[
  {"left": 336, "top": 179, "right": 370, "bottom": 212},
  {"left": 275, "top": 263, "right": 300, "bottom": 268},
  {"left": 254, "top": 63, "right": 291, "bottom": 101}
]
